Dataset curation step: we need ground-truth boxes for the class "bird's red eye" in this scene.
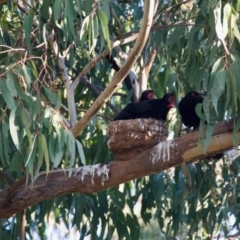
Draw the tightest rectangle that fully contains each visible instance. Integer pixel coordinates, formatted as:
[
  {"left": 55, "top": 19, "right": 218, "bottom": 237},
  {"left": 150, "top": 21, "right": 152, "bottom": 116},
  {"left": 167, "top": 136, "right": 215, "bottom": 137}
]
[{"left": 148, "top": 92, "right": 154, "bottom": 99}]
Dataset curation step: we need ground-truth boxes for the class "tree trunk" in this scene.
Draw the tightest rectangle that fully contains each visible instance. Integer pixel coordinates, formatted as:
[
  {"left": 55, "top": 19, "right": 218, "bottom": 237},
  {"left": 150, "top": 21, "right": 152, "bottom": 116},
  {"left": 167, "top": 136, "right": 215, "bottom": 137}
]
[{"left": 0, "top": 119, "right": 238, "bottom": 218}]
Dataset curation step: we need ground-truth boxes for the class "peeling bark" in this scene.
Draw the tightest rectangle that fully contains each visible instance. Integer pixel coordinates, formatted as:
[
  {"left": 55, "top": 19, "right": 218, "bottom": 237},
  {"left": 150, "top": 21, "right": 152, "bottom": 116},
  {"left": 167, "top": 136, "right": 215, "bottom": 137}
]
[
  {"left": 107, "top": 119, "right": 168, "bottom": 160},
  {"left": 0, "top": 119, "right": 238, "bottom": 219}
]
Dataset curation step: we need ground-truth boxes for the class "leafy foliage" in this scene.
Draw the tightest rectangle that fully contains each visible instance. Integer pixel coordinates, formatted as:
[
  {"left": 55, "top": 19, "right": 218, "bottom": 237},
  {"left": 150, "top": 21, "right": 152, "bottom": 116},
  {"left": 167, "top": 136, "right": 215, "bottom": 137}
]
[{"left": 0, "top": 0, "right": 240, "bottom": 239}]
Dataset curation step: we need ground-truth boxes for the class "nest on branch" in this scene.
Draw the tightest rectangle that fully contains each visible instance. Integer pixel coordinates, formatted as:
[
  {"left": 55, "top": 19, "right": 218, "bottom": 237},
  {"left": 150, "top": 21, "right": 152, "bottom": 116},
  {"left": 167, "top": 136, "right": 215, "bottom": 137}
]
[{"left": 107, "top": 118, "right": 168, "bottom": 161}]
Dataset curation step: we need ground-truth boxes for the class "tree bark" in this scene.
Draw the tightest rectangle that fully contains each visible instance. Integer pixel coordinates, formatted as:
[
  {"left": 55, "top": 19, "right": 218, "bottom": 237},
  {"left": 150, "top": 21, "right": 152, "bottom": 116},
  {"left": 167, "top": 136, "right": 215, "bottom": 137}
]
[{"left": 0, "top": 119, "right": 238, "bottom": 219}]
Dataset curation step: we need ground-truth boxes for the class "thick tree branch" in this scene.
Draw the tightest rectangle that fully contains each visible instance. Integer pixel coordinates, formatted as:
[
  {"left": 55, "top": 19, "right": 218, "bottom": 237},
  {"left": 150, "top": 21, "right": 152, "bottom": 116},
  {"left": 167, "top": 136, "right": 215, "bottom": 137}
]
[
  {"left": 0, "top": 119, "right": 238, "bottom": 219},
  {"left": 71, "top": 1, "right": 155, "bottom": 137}
]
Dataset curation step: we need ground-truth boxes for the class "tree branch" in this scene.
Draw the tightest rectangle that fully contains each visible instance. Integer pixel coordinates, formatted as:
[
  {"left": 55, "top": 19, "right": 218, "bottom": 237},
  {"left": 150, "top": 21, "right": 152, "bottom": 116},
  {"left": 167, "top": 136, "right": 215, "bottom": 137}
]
[
  {"left": 0, "top": 170, "right": 15, "bottom": 186},
  {"left": 0, "top": 119, "right": 238, "bottom": 219},
  {"left": 71, "top": 1, "right": 155, "bottom": 137}
]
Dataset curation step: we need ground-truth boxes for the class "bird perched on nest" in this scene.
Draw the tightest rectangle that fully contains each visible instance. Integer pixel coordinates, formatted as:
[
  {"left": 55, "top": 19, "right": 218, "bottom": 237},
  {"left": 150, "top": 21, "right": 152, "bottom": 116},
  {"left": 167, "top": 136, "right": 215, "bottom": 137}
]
[
  {"left": 179, "top": 91, "right": 223, "bottom": 159},
  {"left": 178, "top": 91, "right": 205, "bottom": 129},
  {"left": 139, "top": 89, "right": 154, "bottom": 102},
  {"left": 114, "top": 93, "right": 175, "bottom": 121}
]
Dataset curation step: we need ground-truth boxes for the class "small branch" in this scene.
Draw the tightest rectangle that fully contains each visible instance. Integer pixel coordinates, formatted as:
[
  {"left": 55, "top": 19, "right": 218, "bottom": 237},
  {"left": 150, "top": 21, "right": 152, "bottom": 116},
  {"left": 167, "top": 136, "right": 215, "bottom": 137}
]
[
  {"left": 151, "top": 23, "right": 209, "bottom": 30},
  {"left": 110, "top": 3, "right": 125, "bottom": 34},
  {"left": 81, "top": 77, "right": 119, "bottom": 114},
  {"left": 0, "top": 45, "right": 26, "bottom": 54},
  {"left": 71, "top": 0, "right": 155, "bottom": 137},
  {"left": 46, "top": 28, "right": 77, "bottom": 126},
  {"left": 19, "top": 210, "right": 26, "bottom": 240},
  {"left": 144, "top": 48, "right": 157, "bottom": 79},
  {"left": 57, "top": 57, "right": 77, "bottom": 125},
  {"left": 153, "top": 0, "right": 191, "bottom": 24},
  {"left": 138, "top": 48, "right": 157, "bottom": 95},
  {"left": 0, "top": 170, "right": 15, "bottom": 185},
  {"left": 77, "top": 109, "right": 113, "bottom": 121}
]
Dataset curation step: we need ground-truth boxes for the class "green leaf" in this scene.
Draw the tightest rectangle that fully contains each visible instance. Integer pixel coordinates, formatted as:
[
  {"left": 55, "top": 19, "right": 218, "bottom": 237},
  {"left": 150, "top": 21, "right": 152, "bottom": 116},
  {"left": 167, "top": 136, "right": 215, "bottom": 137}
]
[
  {"left": 211, "top": 69, "right": 226, "bottom": 114},
  {"left": 0, "top": 79, "right": 15, "bottom": 110},
  {"left": 42, "top": 87, "right": 60, "bottom": 108},
  {"left": 6, "top": 74, "right": 17, "bottom": 96},
  {"left": 36, "top": 134, "right": 44, "bottom": 181},
  {"left": 80, "top": 15, "right": 90, "bottom": 43},
  {"left": 229, "top": 12, "right": 237, "bottom": 47},
  {"left": 49, "top": 132, "right": 57, "bottom": 163},
  {"left": 85, "top": 0, "right": 94, "bottom": 15},
  {"left": 213, "top": 1, "right": 229, "bottom": 54},
  {"left": 57, "top": 128, "right": 65, "bottom": 151},
  {"left": 126, "top": 214, "right": 140, "bottom": 240},
  {"left": 100, "top": 0, "right": 110, "bottom": 20},
  {"left": 21, "top": 108, "right": 32, "bottom": 146},
  {"left": 97, "top": 10, "right": 111, "bottom": 52},
  {"left": 66, "top": 0, "right": 76, "bottom": 37},
  {"left": 65, "top": 129, "right": 75, "bottom": 177},
  {"left": 32, "top": 93, "right": 42, "bottom": 120},
  {"left": 25, "top": 134, "right": 37, "bottom": 182},
  {"left": 9, "top": 105, "right": 20, "bottom": 150},
  {"left": 76, "top": 140, "right": 86, "bottom": 165},
  {"left": 10, "top": 71, "right": 29, "bottom": 104},
  {"left": 88, "top": 14, "right": 93, "bottom": 54},
  {"left": 21, "top": 107, "right": 31, "bottom": 129},
  {"left": 43, "top": 107, "right": 53, "bottom": 131},
  {"left": 23, "top": 65, "right": 33, "bottom": 91},
  {"left": 53, "top": 148, "right": 64, "bottom": 168},
  {"left": 54, "top": 0, "right": 65, "bottom": 22},
  {"left": 25, "top": 134, "right": 37, "bottom": 166},
  {"left": 38, "top": 133, "right": 50, "bottom": 175},
  {"left": 234, "top": 21, "right": 240, "bottom": 44},
  {"left": 233, "top": 117, "right": 240, "bottom": 147},
  {"left": 222, "top": 3, "right": 231, "bottom": 38},
  {"left": 23, "top": 9, "right": 34, "bottom": 51},
  {"left": 195, "top": 103, "right": 205, "bottom": 120},
  {"left": 229, "top": 54, "right": 240, "bottom": 101},
  {"left": 203, "top": 124, "right": 215, "bottom": 152}
]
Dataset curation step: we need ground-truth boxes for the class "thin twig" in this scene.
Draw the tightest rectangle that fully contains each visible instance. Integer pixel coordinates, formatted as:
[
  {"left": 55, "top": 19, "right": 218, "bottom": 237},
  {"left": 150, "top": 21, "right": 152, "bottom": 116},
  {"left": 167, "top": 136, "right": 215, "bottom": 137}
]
[
  {"left": 19, "top": 210, "right": 26, "bottom": 240},
  {"left": 77, "top": 109, "right": 113, "bottom": 121},
  {"left": 0, "top": 170, "right": 15, "bottom": 185}
]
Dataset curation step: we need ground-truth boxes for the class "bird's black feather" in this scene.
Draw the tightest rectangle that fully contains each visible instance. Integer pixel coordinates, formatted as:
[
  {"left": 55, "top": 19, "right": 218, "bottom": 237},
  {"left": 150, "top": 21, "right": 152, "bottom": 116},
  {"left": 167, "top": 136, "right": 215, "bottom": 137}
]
[
  {"left": 178, "top": 91, "right": 204, "bottom": 129},
  {"left": 114, "top": 93, "right": 175, "bottom": 121}
]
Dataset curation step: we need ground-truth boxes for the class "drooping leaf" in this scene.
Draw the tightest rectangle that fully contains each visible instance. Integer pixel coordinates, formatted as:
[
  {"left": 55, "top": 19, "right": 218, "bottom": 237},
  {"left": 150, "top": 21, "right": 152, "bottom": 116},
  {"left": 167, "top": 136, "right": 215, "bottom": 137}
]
[
  {"left": 54, "top": 0, "right": 65, "bottom": 22},
  {"left": 9, "top": 105, "right": 20, "bottom": 150},
  {"left": 23, "top": 9, "right": 34, "bottom": 51},
  {"left": 0, "top": 79, "right": 15, "bottom": 110},
  {"left": 211, "top": 68, "right": 226, "bottom": 114},
  {"left": 97, "top": 10, "right": 111, "bottom": 52},
  {"left": 76, "top": 140, "right": 86, "bottom": 165},
  {"left": 213, "top": 1, "right": 229, "bottom": 54}
]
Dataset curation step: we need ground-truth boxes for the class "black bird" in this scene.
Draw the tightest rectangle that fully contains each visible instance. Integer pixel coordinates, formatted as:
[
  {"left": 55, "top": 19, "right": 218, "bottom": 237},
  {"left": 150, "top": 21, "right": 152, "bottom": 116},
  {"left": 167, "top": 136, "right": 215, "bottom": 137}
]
[
  {"left": 179, "top": 91, "right": 224, "bottom": 160},
  {"left": 114, "top": 93, "right": 175, "bottom": 121},
  {"left": 139, "top": 89, "right": 154, "bottom": 102},
  {"left": 178, "top": 91, "right": 204, "bottom": 129}
]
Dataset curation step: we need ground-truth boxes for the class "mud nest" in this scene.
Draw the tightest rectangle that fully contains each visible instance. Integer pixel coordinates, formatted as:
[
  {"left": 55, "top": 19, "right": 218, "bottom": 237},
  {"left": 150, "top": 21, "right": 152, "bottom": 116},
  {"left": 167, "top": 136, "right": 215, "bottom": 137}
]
[{"left": 107, "top": 118, "right": 168, "bottom": 161}]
